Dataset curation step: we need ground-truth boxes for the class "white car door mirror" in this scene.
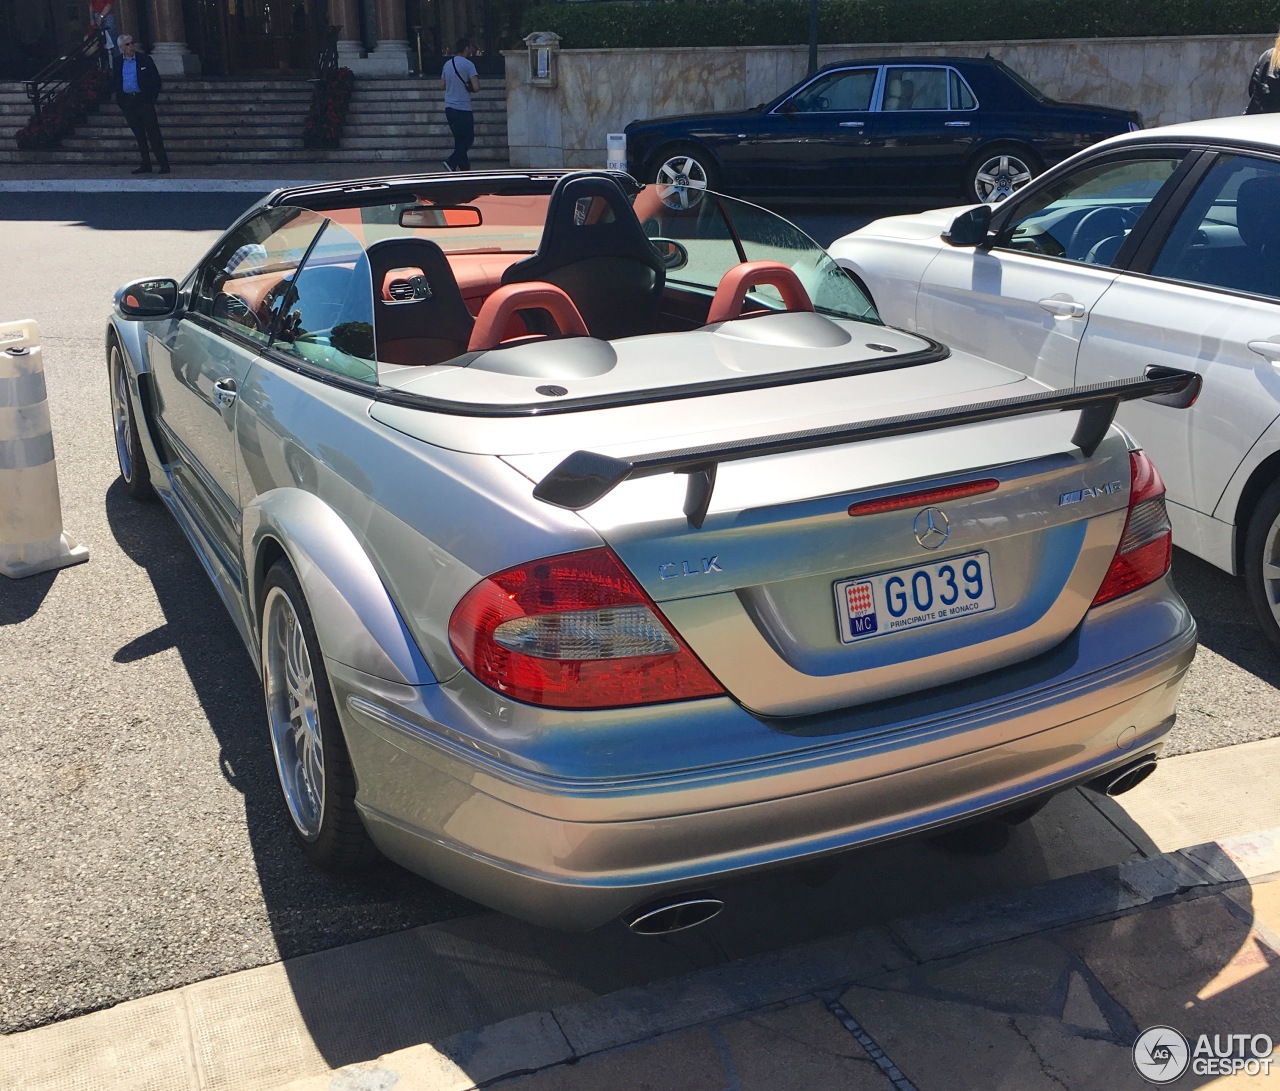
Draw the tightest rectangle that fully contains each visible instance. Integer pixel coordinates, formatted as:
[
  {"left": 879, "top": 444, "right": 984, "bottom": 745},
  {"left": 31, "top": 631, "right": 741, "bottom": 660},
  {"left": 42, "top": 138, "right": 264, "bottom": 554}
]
[{"left": 943, "top": 205, "right": 993, "bottom": 248}]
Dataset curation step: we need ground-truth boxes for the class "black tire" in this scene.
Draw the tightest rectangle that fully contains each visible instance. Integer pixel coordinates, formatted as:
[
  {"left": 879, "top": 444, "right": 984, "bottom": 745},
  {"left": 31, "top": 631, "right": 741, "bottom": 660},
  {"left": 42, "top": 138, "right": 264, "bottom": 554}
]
[
  {"left": 108, "top": 344, "right": 156, "bottom": 501},
  {"left": 964, "top": 143, "right": 1042, "bottom": 204},
  {"left": 648, "top": 142, "right": 720, "bottom": 199},
  {"left": 260, "top": 560, "right": 375, "bottom": 869},
  {"left": 1244, "top": 478, "right": 1280, "bottom": 653}
]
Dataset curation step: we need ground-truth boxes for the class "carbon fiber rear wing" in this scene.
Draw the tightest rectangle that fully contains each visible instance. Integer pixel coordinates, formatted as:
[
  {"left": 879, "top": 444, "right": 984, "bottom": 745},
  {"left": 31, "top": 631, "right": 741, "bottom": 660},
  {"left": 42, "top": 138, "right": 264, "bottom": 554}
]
[{"left": 532, "top": 365, "right": 1201, "bottom": 529}]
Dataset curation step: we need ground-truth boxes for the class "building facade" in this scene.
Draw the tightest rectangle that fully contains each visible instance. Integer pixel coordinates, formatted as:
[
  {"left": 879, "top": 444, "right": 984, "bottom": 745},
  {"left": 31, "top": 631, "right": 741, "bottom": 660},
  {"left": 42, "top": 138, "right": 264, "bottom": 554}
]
[{"left": 0, "top": 0, "right": 509, "bottom": 82}]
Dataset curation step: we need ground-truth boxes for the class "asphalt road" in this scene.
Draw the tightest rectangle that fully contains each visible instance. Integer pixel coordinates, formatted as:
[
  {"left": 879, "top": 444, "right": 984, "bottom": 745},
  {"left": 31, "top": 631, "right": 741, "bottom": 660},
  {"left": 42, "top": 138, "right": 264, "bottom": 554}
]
[{"left": 1, "top": 192, "right": 1277, "bottom": 1036}]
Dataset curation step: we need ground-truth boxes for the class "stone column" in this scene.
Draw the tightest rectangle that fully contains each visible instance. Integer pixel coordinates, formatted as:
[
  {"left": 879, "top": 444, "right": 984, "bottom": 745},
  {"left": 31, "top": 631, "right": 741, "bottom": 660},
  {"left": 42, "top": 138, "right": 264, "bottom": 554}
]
[
  {"left": 146, "top": 0, "right": 201, "bottom": 77},
  {"left": 330, "top": 0, "right": 365, "bottom": 71},
  {"left": 364, "top": 0, "right": 412, "bottom": 75}
]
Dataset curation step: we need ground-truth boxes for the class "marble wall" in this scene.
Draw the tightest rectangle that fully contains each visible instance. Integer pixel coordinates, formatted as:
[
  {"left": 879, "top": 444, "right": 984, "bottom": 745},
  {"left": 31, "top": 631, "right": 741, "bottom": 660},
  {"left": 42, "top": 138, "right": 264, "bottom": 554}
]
[{"left": 504, "top": 35, "right": 1274, "bottom": 169}]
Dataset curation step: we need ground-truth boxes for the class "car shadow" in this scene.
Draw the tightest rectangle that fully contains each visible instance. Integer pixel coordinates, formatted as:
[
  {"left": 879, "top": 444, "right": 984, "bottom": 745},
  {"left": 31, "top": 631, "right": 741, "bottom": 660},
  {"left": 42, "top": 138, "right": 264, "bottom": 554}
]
[
  {"left": 102, "top": 478, "right": 480, "bottom": 967},
  {"left": 0, "top": 193, "right": 266, "bottom": 231},
  {"left": 1170, "top": 546, "right": 1280, "bottom": 685}
]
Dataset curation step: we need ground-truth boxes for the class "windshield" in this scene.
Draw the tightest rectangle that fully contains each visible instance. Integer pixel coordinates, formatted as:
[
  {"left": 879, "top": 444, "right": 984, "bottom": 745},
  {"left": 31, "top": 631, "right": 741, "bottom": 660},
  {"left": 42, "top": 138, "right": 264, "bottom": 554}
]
[{"left": 633, "top": 185, "right": 879, "bottom": 323}]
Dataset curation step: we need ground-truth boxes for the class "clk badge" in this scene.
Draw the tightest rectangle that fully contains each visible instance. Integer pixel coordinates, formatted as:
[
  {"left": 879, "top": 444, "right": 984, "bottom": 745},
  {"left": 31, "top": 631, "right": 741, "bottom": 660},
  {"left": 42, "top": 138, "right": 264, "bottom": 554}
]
[{"left": 913, "top": 508, "right": 950, "bottom": 550}]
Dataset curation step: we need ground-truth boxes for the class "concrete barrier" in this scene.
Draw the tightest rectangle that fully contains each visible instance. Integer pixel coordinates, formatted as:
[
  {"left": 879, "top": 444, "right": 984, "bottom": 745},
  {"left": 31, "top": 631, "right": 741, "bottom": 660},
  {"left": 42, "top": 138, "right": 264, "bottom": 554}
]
[{"left": 0, "top": 318, "right": 88, "bottom": 578}]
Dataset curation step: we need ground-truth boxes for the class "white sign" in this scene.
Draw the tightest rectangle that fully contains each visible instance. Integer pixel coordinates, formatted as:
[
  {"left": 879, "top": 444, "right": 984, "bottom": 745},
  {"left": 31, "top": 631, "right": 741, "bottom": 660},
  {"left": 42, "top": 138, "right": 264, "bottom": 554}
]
[{"left": 606, "top": 133, "right": 626, "bottom": 172}]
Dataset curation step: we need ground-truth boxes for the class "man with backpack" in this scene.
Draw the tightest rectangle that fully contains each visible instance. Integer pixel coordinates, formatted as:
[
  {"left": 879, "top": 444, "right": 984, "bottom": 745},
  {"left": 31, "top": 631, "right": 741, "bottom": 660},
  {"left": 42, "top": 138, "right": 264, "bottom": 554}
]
[{"left": 441, "top": 38, "right": 480, "bottom": 171}]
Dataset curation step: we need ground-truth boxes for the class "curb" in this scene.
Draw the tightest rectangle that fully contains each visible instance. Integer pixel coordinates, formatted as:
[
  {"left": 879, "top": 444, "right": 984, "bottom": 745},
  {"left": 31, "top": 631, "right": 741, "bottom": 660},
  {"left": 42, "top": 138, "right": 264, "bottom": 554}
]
[{"left": 272, "top": 827, "right": 1280, "bottom": 1091}]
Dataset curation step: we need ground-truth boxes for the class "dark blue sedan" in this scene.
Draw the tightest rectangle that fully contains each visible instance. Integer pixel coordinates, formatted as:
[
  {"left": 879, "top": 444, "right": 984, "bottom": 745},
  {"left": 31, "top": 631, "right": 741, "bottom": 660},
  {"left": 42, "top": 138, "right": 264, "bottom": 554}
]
[{"left": 624, "top": 56, "right": 1142, "bottom": 205}]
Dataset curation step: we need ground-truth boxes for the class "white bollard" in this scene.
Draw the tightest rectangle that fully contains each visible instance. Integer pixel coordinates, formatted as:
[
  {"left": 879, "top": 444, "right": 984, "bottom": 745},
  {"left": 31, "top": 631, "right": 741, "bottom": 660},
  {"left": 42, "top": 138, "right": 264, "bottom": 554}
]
[{"left": 0, "top": 318, "right": 88, "bottom": 578}]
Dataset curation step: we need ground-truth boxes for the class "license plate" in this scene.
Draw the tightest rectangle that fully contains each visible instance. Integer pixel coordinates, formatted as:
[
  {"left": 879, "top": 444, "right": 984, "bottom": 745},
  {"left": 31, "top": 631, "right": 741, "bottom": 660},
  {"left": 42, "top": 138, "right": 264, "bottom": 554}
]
[{"left": 834, "top": 552, "right": 997, "bottom": 644}]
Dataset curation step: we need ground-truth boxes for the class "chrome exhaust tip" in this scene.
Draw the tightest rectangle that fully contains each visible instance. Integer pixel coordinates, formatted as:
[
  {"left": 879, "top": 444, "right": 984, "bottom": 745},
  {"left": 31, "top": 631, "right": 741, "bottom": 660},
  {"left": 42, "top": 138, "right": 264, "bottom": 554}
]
[
  {"left": 625, "top": 895, "right": 724, "bottom": 935},
  {"left": 1097, "top": 755, "right": 1158, "bottom": 797}
]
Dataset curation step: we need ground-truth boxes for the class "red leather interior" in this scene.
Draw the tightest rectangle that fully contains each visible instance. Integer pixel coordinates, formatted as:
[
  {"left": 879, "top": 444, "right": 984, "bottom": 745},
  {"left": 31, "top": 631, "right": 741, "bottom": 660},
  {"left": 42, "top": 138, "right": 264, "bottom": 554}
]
[
  {"left": 705, "top": 260, "right": 814, "bottom": 325},
  {"left": 467, "top": 281, "right": 590, "bottom": 352}
]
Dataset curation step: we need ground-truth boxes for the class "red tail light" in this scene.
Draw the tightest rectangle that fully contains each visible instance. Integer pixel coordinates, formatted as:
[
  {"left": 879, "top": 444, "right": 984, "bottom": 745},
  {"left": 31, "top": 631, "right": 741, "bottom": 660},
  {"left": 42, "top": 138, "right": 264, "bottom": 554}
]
[
  {"left": 448, "top": 547, "right": 725, "bottom": 709},
  {"left": 1091, "top": 449, "right": 1172, "bottom": 607}
]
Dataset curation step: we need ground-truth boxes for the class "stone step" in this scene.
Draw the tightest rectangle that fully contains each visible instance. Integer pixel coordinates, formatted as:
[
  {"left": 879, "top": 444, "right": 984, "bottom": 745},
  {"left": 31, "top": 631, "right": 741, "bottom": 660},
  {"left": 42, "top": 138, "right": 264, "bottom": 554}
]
[
  {"left": 76, "top": 122, "right": 308, "bottom": 137},
  {"left": 7, "top": 72, "right": 509, "bottom": 167}
]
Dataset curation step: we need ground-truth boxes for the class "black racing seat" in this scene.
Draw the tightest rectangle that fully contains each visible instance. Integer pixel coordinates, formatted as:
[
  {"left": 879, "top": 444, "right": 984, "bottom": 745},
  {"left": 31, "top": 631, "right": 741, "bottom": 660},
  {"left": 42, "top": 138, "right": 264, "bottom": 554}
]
[
  {"left": 500, "top": 173, "right": 666, "bottom": 340},
  {"left": 366, "top": 237, "right": 474, "bottom": 367}
]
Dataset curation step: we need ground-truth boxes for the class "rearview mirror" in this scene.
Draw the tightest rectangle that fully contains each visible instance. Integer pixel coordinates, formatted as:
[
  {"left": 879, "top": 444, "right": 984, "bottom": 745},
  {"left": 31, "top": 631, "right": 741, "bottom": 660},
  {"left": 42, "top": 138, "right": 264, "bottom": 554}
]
[
  {"left": 116, "top": 277, "right": 180, "bottom": 319},
  {"left": 942, "top": 205, "right": 993, "bottom": 248},
  {"left": 399, "top": 205, "right": 483, "bottom": 228}
]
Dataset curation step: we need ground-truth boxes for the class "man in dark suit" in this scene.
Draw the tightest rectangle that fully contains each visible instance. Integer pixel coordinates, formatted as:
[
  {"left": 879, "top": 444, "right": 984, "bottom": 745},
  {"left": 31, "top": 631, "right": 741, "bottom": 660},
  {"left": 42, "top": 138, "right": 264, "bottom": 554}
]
[{"left": 113, "top": 34, "right": 170, "bottom": 174}]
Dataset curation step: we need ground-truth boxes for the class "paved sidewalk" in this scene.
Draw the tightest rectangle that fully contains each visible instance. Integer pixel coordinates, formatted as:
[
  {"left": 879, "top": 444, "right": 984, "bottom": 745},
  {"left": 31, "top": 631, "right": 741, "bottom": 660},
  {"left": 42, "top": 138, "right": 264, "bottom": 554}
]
[{"left": 2, "top": 738, "right": 1277, "bottom": 1091}]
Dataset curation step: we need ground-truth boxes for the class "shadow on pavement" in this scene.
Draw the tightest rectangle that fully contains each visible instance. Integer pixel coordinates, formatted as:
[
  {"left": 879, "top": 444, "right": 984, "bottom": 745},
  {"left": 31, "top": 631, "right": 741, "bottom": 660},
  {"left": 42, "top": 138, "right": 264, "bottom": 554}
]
[
  {"left": 0, "top": 568, "right": 57, "bottom": 624},
  {"left": 102, "top": 477, "right": 480, "bottom": 965},
  {"left": 0, "top": 193, "right": 264, "bottom": 231},
  {"left": 1171, "top": 547, "right": 1280, "bottom": 686},
  {"left": 838, "top": 881, "right": 1271, "bottom": 1089}
]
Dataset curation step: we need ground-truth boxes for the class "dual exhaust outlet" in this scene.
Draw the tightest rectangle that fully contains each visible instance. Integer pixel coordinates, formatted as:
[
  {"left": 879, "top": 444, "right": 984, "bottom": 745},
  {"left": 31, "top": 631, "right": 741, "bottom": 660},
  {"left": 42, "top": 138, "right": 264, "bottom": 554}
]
[
  {"left": 1094, "top": 754, "right": 1158, "bottom": 797},
  {"left": 620, "top": 754, "right": 1157, "bottom": 935}
]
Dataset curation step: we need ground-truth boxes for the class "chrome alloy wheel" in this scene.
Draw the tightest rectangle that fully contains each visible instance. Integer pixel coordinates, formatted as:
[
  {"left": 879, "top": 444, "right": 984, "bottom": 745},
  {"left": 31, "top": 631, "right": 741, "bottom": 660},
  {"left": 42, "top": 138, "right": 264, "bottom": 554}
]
[
  {"left": 109, "top": 349, "right": 135, "bottom": 481},
  {"left": 656, "top": 153, "right": 710, "bottom": 209},
  {"left": 973, "top": 152, "right": 1034, "bottom": 203},
  {"left": 1257, "top": 508, "right": 1280, "bottom": 634},
  {"left": 262, "top": 586, "right": 326, "bottom": 840}
]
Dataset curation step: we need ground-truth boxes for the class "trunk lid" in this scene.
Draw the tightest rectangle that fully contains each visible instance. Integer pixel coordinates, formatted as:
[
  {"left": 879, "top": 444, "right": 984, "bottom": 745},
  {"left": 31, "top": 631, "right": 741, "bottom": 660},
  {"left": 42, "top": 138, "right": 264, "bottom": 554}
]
[{"left": 372, "top": 325, "right": 1145, "bottom": 716}]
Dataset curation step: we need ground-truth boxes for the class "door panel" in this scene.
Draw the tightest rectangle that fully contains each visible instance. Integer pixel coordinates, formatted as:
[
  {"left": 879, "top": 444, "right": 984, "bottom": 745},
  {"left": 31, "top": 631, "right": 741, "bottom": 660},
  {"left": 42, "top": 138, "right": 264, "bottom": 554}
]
[
  {"left": 916, "top": 248, "right": 1118, "bottom": 390},
  {"left": 753, "top": 66, "right": 880, "bottom": 193},
  {"left": 151, "top": 206, "right": 326, "bottom": 549},
  {"left": 1082, "top": 152, "right": 1280, "bottom": 517},
  {"left": 916, "top": 152, "right": 1186, "bottom": 389},
  {"left": 861, "top": 66, "right": 977, "bottom": 193}
]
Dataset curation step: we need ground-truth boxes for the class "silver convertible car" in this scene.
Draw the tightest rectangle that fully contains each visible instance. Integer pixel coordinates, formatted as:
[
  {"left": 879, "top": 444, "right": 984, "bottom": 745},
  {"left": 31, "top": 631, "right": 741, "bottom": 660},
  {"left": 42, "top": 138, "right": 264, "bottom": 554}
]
[{"left": 107, "top": 169, "right": 1198, "bottom": 933}]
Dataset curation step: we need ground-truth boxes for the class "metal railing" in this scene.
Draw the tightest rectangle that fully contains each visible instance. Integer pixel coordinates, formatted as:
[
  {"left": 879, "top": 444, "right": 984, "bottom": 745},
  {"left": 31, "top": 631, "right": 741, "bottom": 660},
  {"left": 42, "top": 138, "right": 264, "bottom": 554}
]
[{"left": 24, "top": 28, "right": 106, "bottom": 117}]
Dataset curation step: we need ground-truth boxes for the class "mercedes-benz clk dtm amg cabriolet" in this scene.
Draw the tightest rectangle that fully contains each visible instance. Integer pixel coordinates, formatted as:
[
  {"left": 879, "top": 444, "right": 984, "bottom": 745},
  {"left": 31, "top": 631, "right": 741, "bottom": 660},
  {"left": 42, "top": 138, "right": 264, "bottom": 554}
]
[{"left": 107, "top": 169, "right": 1198, "bottom": 933}]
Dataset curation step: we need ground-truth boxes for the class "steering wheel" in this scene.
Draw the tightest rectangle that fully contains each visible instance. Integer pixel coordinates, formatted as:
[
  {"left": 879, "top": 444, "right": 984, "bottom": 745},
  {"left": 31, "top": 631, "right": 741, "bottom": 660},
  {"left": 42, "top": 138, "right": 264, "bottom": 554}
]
[
  {"left": 259, "top": 278, "right": 296, "bottom": 334},
  {"left": 1066, "top": 206, "right": 1137, "bottom": 263}
]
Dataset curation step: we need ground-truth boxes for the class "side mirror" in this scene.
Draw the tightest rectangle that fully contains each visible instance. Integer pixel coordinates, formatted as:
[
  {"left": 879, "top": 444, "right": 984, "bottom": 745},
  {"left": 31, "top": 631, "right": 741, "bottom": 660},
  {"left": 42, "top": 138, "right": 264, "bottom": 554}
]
[
  {"left": 649, "top": 237, "right": 689, "bottom": 270},
  {"left": 942, "top": 205, "right": 993, "bottom": 248},
  {"left": 116, "top": 277, "right": 180, "bottom": 319}
]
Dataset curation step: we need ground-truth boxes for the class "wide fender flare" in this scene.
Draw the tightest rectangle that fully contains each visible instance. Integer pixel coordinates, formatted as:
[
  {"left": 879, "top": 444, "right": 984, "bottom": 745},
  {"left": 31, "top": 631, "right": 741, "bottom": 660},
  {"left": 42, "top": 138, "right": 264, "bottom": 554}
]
[
  {"left": 107, "top": 315, "right": 150, "bottom": 374},
  {"left": 243, "top": 488, "right": 437, "bottom": 686}
]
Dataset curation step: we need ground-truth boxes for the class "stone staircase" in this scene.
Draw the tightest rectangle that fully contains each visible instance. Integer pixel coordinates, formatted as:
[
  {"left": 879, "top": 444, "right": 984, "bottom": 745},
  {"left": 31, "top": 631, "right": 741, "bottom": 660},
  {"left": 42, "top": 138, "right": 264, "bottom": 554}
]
[{"left": 0, "top": 77, "right": 509, "bottom": 170}]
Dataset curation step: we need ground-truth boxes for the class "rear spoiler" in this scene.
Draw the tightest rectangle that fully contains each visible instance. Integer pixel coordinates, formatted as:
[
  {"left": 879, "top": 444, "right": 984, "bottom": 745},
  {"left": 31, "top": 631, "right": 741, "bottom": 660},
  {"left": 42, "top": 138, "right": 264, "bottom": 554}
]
[{"left": 532, "top": 366, "right": 1201, "bottom": 529}]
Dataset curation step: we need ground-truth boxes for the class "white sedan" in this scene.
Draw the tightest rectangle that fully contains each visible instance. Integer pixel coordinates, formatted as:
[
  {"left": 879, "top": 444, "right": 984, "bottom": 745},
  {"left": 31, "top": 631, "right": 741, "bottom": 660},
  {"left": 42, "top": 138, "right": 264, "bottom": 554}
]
[{"left": 830, "top": 115, "right": 1280, "bottom": 650}]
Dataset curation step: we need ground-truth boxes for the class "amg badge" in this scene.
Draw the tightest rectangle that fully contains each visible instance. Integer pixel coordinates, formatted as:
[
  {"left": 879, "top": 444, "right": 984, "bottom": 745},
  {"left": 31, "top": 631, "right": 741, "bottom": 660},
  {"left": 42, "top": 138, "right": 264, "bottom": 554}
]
[{"left": 1060, "top": 481, "right": 1124, "bottom": 506}]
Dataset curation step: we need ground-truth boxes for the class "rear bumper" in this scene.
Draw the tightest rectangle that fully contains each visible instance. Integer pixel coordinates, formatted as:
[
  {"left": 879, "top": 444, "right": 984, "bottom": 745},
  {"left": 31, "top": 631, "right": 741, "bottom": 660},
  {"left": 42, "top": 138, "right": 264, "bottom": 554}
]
[{"left": 334, "top": 582, "right": 1196, "bottom": 931}]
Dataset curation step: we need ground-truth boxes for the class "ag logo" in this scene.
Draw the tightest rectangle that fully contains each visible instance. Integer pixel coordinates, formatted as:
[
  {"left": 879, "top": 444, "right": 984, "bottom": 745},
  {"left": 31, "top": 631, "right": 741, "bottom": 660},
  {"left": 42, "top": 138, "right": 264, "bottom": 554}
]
[{"left": 1133, "top": 1026, "right": 1190, "bottom": 1084}]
